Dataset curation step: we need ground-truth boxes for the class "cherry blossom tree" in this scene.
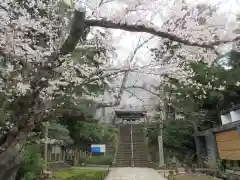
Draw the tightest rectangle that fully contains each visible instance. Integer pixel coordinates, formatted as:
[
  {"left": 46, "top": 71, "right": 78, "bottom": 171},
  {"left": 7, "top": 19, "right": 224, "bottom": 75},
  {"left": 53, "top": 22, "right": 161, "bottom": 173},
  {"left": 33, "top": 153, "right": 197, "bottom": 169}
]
[
  {"left": 122, "top": 0, "right": 240, "bottom": 122},
  {"left": 0, "top": 0, "right": 118, "bottom": 178}
]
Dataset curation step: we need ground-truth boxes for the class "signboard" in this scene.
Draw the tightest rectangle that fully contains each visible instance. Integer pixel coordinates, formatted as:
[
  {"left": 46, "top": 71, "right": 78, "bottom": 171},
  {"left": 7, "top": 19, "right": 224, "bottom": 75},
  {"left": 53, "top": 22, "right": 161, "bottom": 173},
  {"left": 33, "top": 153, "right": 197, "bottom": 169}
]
[{"left": 91, "top": 144, "right": 105, "bottom": 153}]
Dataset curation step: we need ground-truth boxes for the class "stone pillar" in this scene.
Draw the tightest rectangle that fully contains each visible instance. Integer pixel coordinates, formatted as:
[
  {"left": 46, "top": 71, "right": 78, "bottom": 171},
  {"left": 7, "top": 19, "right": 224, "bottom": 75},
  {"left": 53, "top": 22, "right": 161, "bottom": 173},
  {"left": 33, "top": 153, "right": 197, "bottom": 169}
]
[
  {"left": 195, "top": 136, "right": 204, "bottom": 168},
  {"left": 158, "top": 135, "right": 164, "bottom": 167},
  {"left": 205, "top": 132, "right": 218, "bottom": 168}
]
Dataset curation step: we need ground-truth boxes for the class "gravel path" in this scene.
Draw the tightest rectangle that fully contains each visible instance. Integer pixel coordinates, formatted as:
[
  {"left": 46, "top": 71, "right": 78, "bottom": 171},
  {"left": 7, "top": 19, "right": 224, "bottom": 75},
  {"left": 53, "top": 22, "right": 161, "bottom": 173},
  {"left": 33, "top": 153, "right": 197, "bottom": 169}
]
[{"left": 105, "top": 167, "right": 166, "bottom": 180}]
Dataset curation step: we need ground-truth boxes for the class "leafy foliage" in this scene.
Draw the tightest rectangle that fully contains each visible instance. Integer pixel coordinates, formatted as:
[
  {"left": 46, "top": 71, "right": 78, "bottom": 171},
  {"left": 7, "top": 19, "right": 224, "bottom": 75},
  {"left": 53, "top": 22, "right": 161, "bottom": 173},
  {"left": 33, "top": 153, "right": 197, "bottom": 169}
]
[
  {"left": 18, "top": 144, "right": 44, "bottom": 180},
  {"left": 48, "top": 121, "right": 73, "bottom": 145},
  {"left": 163, "top": 56, "right": 240, "bottom": 129},
  {"left": 146, "top": 120, "right": 195, "bottom": 163},
  {"left": 84, "top": 155, "right": 113, "bottom": 165},
  {"left": 62, "top": 114, "right": 118, "bottom": 152},
  {"left": 53, "top": 168, "right": 106, "bottom": 180},
  {"left": 163, "top": 120, "right": 195, "bottom": 161}
]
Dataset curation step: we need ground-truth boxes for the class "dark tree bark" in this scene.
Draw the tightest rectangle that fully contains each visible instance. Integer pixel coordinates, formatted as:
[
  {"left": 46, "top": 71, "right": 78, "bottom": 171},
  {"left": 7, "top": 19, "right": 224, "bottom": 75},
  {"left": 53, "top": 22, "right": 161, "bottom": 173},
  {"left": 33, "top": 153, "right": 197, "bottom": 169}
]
[{"left": 0, "top": 147, "right": 22, "bottom": 180}]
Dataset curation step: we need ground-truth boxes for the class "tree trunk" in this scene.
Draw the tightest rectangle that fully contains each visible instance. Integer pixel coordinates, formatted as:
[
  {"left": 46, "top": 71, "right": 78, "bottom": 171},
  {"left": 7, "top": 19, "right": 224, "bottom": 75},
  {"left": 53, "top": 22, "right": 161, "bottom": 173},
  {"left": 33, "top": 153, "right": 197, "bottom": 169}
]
[
  {"left": 0, "top": 147, "right": 21, "bottom": 180},
  {"left": 0, "top": 166, "right": 19, "bottom": 180},
  {"left": 0, "top": 123, "right": 34, "bottom": 180}
]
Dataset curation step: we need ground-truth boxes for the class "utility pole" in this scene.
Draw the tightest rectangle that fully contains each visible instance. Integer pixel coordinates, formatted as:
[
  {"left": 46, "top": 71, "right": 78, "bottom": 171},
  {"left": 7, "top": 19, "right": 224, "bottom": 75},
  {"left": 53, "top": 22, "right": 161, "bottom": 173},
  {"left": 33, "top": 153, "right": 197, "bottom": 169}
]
[
  {"left": 156, "top": 110, "right": 165, "bottom": 167},
  {"left": 158, "top": 98, "right": 169, "bottom": 167},
  {"left": 157, "top": 120, "right": 164, "bottom": 167},
  {"left": 44, "top": 121, "right": 49, "bottom": 172}
]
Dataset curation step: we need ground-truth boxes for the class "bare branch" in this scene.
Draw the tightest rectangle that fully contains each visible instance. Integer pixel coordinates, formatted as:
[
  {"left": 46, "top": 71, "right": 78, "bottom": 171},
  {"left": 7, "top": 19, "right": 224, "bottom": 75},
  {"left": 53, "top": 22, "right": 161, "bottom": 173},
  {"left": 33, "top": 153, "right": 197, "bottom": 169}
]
[
  {"left": 125, "top": 85, "right": 160, "bottom": 97},
  {"left": 115, "top": 36, "right": 153, "bottom": 101},
  {"left": 124, "top": 89, "right": 144, "bottom": 103},
  {"left": 85, "top": 19, "right": 240, "bottom": 48},
  {"left": 94, "top": 36, "right": 153, "bottom": 108}
]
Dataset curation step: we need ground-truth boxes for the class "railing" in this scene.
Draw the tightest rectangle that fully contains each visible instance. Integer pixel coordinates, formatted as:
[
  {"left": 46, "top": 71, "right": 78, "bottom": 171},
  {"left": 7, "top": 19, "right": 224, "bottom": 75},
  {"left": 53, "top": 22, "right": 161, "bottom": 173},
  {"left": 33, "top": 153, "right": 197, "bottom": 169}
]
[{"left": 130, "top": 120, "right": 134, "bottom": 167}]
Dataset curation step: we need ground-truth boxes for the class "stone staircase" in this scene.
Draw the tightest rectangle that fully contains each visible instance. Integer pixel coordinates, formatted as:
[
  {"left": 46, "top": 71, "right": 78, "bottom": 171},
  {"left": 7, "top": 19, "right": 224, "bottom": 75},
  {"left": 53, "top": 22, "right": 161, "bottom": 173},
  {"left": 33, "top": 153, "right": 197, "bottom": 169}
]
[{"left": 115, "top": 124, "right": 149, "bottom": 167}]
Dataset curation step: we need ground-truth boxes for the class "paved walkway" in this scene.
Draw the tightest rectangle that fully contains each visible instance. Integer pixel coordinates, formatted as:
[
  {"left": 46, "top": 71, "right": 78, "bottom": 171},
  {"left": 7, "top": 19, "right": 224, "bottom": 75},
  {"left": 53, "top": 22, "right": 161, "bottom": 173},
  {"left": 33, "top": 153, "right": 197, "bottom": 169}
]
[{"left": 105, "top": 167, "right": 166, "bottom": 180}]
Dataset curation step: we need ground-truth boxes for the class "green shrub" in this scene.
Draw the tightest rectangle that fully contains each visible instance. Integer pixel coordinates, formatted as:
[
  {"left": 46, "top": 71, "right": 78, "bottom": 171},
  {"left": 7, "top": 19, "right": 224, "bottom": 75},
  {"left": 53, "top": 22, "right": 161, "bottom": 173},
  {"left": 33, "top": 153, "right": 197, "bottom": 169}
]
[
  {"left": 84, "top": 155, "right": 113, "bottom": 165},
  {"left": 64, "top": 171, "right": 105, "bottom": 180},
  {"left": 53, "top": 168, "right": 106, "bottom": 180},
  {"left": 19, "top": 144, "right": 44, "bottom": 180}
]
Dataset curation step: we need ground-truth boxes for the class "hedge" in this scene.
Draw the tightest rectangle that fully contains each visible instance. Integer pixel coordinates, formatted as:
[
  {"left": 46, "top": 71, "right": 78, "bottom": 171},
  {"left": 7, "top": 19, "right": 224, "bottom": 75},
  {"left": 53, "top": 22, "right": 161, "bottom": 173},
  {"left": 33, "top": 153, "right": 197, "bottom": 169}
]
[
  {"left": 53, "top": 168, "right": 108, "bottom": 180},
  {"left": 64, "top": 170, "right": 106, "bottom": 180},
  {"left": 84, "top": 155, "right": 113, "bottom": 165}
]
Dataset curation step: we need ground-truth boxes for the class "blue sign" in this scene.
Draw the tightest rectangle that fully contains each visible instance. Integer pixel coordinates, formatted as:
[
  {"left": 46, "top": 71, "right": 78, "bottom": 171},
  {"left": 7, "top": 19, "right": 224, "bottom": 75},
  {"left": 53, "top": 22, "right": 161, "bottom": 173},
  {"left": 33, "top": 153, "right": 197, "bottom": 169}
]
[
  {"left": 91, "top": 144, "right": 105, "bottom": 153},
  {"left": 91, "top": 147, "right": 101, "bottom": 153}
]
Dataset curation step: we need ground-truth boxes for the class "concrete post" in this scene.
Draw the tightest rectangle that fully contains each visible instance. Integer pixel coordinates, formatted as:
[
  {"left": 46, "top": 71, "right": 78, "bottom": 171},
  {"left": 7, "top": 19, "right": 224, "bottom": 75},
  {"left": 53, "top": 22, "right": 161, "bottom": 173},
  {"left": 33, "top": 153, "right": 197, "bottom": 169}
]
[
  {"left": 193, "top": 121, "right": 204, "bottom": 168},
  {"left": 158, "top": 135, "right": 164, "bottom": 167},
  {"left": 158, "top": 121, "right": 164, "bottom": 167},
  {"left": 44, "top": 122, "right": 49, "bottom": 172}
]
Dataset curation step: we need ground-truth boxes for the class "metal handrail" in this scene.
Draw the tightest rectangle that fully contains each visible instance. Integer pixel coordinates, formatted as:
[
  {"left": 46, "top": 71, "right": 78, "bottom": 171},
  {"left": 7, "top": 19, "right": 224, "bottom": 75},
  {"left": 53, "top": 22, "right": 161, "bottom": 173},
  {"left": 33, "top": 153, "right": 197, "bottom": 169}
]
[{"left": 130, "top": 120, "right": 134, "bottom": 167}]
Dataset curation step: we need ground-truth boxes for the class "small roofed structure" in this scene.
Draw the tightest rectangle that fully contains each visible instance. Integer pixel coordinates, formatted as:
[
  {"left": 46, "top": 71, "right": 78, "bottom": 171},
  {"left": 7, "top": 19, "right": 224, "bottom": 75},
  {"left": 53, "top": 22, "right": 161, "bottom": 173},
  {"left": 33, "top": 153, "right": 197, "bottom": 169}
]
[
  {"left": 113, "top": 108, "right": 147, "bottom": 124},
  {"left": 195, "top": 104, "right": 240, "bottom": 168}
]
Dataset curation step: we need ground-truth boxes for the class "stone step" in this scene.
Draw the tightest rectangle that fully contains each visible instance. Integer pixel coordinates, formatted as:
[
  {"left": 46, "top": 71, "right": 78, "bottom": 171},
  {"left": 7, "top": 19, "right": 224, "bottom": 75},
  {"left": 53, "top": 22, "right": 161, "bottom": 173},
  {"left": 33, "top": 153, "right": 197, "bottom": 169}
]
[
  {"left": 117, "top": 153, "right": 132, "bottom": 155},
  {"left": 120, "top": 134, "right": 144, "bottom": 136},
  {"left": 117, "top": 155, "right": 132, "bottom": 158},
  {"left": 120, "top": 128, "right": 144, "bottom": 131},
  {"left": 115, "top": 161, "right": 131, "bottom": 163},
  {"left": 132, "top": 148, "right": 148, "bottom": 151},
  {"left": 115, "top": 165, "right": 131, "bottom": 167},
  {"left": 132, "top": 143, "right": 147, "bottom": 145},
  {"left": 120, "top": 136, "right": 145, "bottom": 138},
  {"left": 133, "top": 155, "right": 148, "bottom": 157},
  {"left": 133, "top": 153, "right": 148, "bottom": 156},
  {"left": 134, "top": 163, "right": 149, "bottom": 165},
  {"left": 133, "top": 161, "right": 149, "bottom": 163},
  {"left": 117, "top": 154, "right": 132, "bottom": 157},
  {"left": 119, "top": 142, "right": 146, "bottom": 144},
  {"left": 116, "top": 159, "right": 131, "bottom": 162},
  {"left": 134, "top": 162, "right": 149, "bottom": 164},
  {"left": 117, "top": 154, "right": 132, "bottom": 156},
  {"left": 133, "top": 158, "right": 148, "bottom": 160},
  {"left": 120, "top": 134, "right": 145, "bottom": 137},
  {"left": 120, "top": 139, "right": 145, "bottom": 142},
  {"left": 134, "top": 164, "right": 149, "bottom": 166},
  {"left": 120, "top": 132, "right": 144, "bottom": 135},
  {"left": 116, "top": 157, "right": 132, "bottom": 159},
  {"left": 116, "top": 156, "right": 131, "bottom": 158},
  {"left": 120, "top": 136, "right": 145, "bottom": 141},
  {"left": 134, "top": 165, "right": 150, "bottom": 167},
  {"left": 115, "top": 163, "right": 131, "bottom": 165},
  {"left": 120, "top": 142, "right": 145, "bottom": 144}
]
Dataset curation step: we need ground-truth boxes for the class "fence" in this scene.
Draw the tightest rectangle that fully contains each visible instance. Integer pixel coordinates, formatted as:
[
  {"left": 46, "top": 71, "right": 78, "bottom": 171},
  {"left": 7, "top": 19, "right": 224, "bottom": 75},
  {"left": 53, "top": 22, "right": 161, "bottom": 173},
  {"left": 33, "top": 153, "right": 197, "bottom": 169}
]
[{"left": 47, "top": 145, "right": 88, "bottom": 164}]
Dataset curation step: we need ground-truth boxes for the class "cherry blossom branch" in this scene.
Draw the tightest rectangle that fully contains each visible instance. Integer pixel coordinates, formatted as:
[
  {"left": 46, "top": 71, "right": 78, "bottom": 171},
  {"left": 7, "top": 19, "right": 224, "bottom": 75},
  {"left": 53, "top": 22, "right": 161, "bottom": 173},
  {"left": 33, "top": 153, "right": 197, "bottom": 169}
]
[
  {"left": 125, "top": 85, "right": 216, "bottom": 124},
  {"left": 125, "top": 85, "right": 160, "bottom": 97},
  {"left": 124, "top": 89, "right": 144, "bottom": 103},
  {"left": 96, "top": 36, "right": 154, "bottom": 108},
  {"left": 116, "top": 36, "right": 153, "bottom": 99},
  {"left": 85, "top": 19, "right": 240, "bottom": 49}
]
